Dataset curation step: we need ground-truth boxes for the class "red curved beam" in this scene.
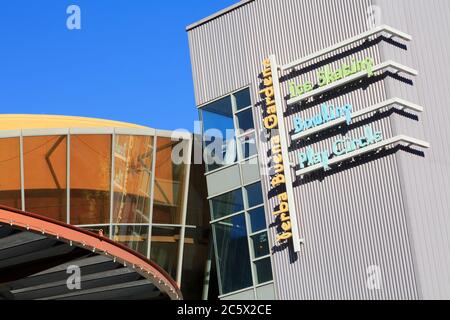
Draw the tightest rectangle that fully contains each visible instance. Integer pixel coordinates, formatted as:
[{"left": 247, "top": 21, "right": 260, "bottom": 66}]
[{"left": 0, "top": 205, "right": 182, "bottom": 300}]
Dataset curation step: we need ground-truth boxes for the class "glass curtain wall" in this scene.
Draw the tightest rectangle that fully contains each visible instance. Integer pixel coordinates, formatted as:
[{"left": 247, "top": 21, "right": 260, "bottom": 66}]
[
  {"left": 200, "top": 88, "right": 274, "bottom": 297},
  {"left": 70, "top": 134, "right": 111, "bottom": 225},
  {"left": 23, "top": 136, "right": 67, "bottom": 222},
  {"left": 0, "top": 132, "right": 197, "bottom": 293},
  {"left": 0, "top": 138, "right": 21, "bottom": 210}
]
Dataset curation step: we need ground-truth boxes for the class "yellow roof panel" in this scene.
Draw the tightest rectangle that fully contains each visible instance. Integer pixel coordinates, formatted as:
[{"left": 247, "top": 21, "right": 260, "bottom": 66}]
[{"left": 0, "top": 114, "right": 148, "bottom": 131}]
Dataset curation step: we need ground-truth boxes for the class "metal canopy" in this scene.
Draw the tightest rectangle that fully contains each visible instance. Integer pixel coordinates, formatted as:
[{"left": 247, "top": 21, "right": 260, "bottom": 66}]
[{"left": 0, "top": 206, "right": 182, "bottom": 300}]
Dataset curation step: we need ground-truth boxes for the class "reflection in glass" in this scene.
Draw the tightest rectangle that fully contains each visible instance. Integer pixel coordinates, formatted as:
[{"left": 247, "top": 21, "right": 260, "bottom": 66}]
[
  {"left": 235, "top": 108, "right": 254, "bottom": 133},
  {"left": 0, "top": 138, "right": 21, "bottom": 209},
  {"left": 201, "top": 96, "right": 236, "bottom": 171},
  {"left": 70, "top": 135, "right": 111, "bottom": 225},
  {"left": 234, "top": 89, "right": 252, "bottom": 111},
  {"left": 254, "top": 258, "right": 273, "bottom": 284},
  {"left": 251, "top": 232, "right": 270, "bottom": 259},
  {"left": 23, "top": 136, "right": 67, "bottom": 221},
  {"left": 181, "top": 227, "right": 209, "bottom": 300},
  {"left": 210, "top": 188, "right": 244, "bottom": 220},
  {"left": 112, "top": 225, "right": 148, "bottom": 257},
  {"left": 152, "top": 137, "right": 187, "bottom": 225},
  {"left": 245, "top": 182, "right": 263, "bottom": 208},
  {"left": 113, "top": 135, "right": 153, "bottom": 224},
  {"left": 151, "top": 226, "right": 181, "bottom": 279},
  {"left": 213, "top": 214, "right": 252, "bottom": 294},
  {"left": 238, "top": 133, "right": 257, "bottom": 160},
  {"left": 249, "top": 206, "right": 267, "bottom": 233},
  {"left": 81, "top": 226, "right": 110, "bottom": 238}
]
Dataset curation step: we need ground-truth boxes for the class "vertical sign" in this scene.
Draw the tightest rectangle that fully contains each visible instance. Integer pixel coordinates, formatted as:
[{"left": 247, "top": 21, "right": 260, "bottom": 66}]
[{"left": 261, "top": 55, "right": 302, "bottom": 253}]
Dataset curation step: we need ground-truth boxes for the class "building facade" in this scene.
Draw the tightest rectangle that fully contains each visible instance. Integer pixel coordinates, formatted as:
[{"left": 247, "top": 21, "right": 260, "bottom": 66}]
[
  {"left": 0, "top": 115, "right": 210, "bottom": 300},
  {"left": 187, "top": 0, "right": 450, "bottom": 300}
]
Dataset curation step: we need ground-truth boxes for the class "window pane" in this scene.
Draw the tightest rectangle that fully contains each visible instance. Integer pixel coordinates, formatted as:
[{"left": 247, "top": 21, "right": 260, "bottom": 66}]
[
  {"left": 249, "top": 207, "right": 266, "bottom": 233},
  {"left": 210, "top": 188, "right": 244, "bottom": 220},
  {"left": 112, "top": 225, "right": 148, "bottom": 257},
  {"left": 234, "top": 89, "right": 252, "bottom": 111},
  {"left": 213, "top": 214, "right": 252, "bottom": 294},
  {"left": 181, "top": 227, "right": 210, "bottom": 300},
  {"left": 152, "top": 137, "right": 187, "bottom": 225},
  {"left": 23, "top": 136, "right": 67, "bottom": 222},
  {"left": 201, "top": 96, "right": 236, "bottom": 172},
  {"left": 70, "top": 135, "right": 111, "bottom": 225},
  {"left": 254, "top": 258, "right": 273, "bottom": 284},
  {"left": 238, "top": 133, "right": 257, "bottom": 160},
  {"left": 0, "top": 138, "right": 21, "bottom": 209},
  {"left": 235, "top": 108, "right": 254, "bottom": 133},
  {"left": 113, "top": 135, "right": 153, "bottom": 224},
  {"left": 151, "top": 226, "right": 181, "bottom": 279},
  {"left": 246, "top": 182, "right": 263, "bottom": 208},
  {"left": 251, "top": 232, "right": 270, "bottom": 258}
]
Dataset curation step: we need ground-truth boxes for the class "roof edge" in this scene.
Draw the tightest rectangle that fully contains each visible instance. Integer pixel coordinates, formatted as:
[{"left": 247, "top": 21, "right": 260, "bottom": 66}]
[
  {"left": 186, "top": 0, "right": 254, "bottom": 31},
  {"left": 0, "top": 204, "right": 182, "bottom": 299},
  {"left": 0, "top": 114, "right": 148, "bottom": 129}
]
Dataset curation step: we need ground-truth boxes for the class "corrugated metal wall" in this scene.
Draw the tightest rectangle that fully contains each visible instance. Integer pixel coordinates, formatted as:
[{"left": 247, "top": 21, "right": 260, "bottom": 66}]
[
  {"left": 186, "top": 0, "right": 438, "bottom": 300},
  {"left": 375, "top": 0, "right": 450, "bottom": 299}
]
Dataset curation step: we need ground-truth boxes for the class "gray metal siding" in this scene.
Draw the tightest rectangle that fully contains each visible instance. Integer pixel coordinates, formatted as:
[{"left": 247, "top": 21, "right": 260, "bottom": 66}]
[
  {"left": 187, "top": 0, "right": 438, "bottom": 300},
  {"left": 375, "top": 0, "right": 450, "bottom": 299}
]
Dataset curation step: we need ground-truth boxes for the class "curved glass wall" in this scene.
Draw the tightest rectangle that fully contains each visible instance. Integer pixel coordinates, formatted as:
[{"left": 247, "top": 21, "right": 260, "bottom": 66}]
[
  {"left": 23, "top": 135, "right": 67, "bottom": 221},
  {"left": 0, "top": 138, "right": 21, "bottom": 209},
  {"left": 153, "top": 137, "right": 187, "bottom": 225},
  {"left": 0, "top": 128, "right": 210, "bottom": 299},
  {"left": 70, "top": 134, "right": 111, "bottom": 225},
  {"left": 113, "top": 135, "right": 153, "bottom": 224}
]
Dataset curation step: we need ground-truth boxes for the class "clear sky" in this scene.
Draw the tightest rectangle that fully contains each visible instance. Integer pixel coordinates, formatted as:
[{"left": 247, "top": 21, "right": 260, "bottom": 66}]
[{"left": 0, "top": 0, "right": 238, "bottom": 131}]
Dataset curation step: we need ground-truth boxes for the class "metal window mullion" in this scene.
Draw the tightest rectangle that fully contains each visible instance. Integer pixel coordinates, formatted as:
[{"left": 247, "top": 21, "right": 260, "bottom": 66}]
[
  {"left": 201, "top": 240, "right": 214, "bottom": 300},
  {"left": 252, "top": 254, "right": 271, "bottom": 263},
  {"left": 231, "top": 93, "right": 244, "bottom": 162},
  {"left": 109, "top": 132, "right": 115, "bottom": 239},
  {"left": 67, "top": 134, "right": 71, "bottom": 225},
  {"left": 208, "top": 97, "right": 233, "bottom": 295},
  {"left": 19, "top": 132, "right": 25, "bottom": 211},
  {"left": 76, "top": 224, "right": 110, "bottom": 228},
  {"left": 249, "top": 229, "right": 268, "bottom": 238},
  {"left": 235, "top": 128, "right": 256, "bottom": 141},
  {"left": 209, "top": 209, "right": 246, "bottom": 225},
  {"left": 241, "top": 173, "right": 258, "bottom": 291},
  {"left": 147, "top": 134, "right": 157, "bottom": 259},
  {"left": 234, "top": 104, "right": 253, "bottom": 115},
  {"left": 176, "top": 136, "right": 193, "bottom": 285},
  {"left": 211, "top": 221, "right": 224, "bottom": 295}
]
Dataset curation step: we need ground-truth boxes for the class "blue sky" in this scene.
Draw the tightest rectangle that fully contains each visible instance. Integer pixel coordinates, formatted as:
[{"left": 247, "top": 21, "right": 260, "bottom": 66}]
[{"left": 0, "top": 0, "right": 237, "bottom": 131}]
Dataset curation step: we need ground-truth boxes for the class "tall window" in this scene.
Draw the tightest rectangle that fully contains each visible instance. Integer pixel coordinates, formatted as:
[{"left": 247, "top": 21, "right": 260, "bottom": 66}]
[
  {"left": 202, "top": 88, "right": 274, "bottom": 297},
  {"left": 150, "top": 226, "right": 182, "bottom": 279},
  {"left": 214, "top": 213, "right": 253, "bottom": 294},
  {"left": 113, "top": 135, "right": 153, "bottom": 224},
  {"left": 210, "top": 182, "right": 273, "bottom": 295},
  {"left": 23, "top": 136, "right": 67, "bottom": 222},
  {"left": 201, "top": 88, "right": 257, "bottom": 172},
  {"left": 0, "top": 138, "right": 21, "bottom": 209},
  {"left": 152, "top": 137, "right": 188, "bottom": 225},
  {"left": 70, "top": 135, "right": 111, "bottom": 225}
]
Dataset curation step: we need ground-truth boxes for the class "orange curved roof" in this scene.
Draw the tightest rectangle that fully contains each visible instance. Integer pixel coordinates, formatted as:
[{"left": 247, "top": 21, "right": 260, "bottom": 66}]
[{"left": 0, "top": 114, "right": 148, "bottom": 130}]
